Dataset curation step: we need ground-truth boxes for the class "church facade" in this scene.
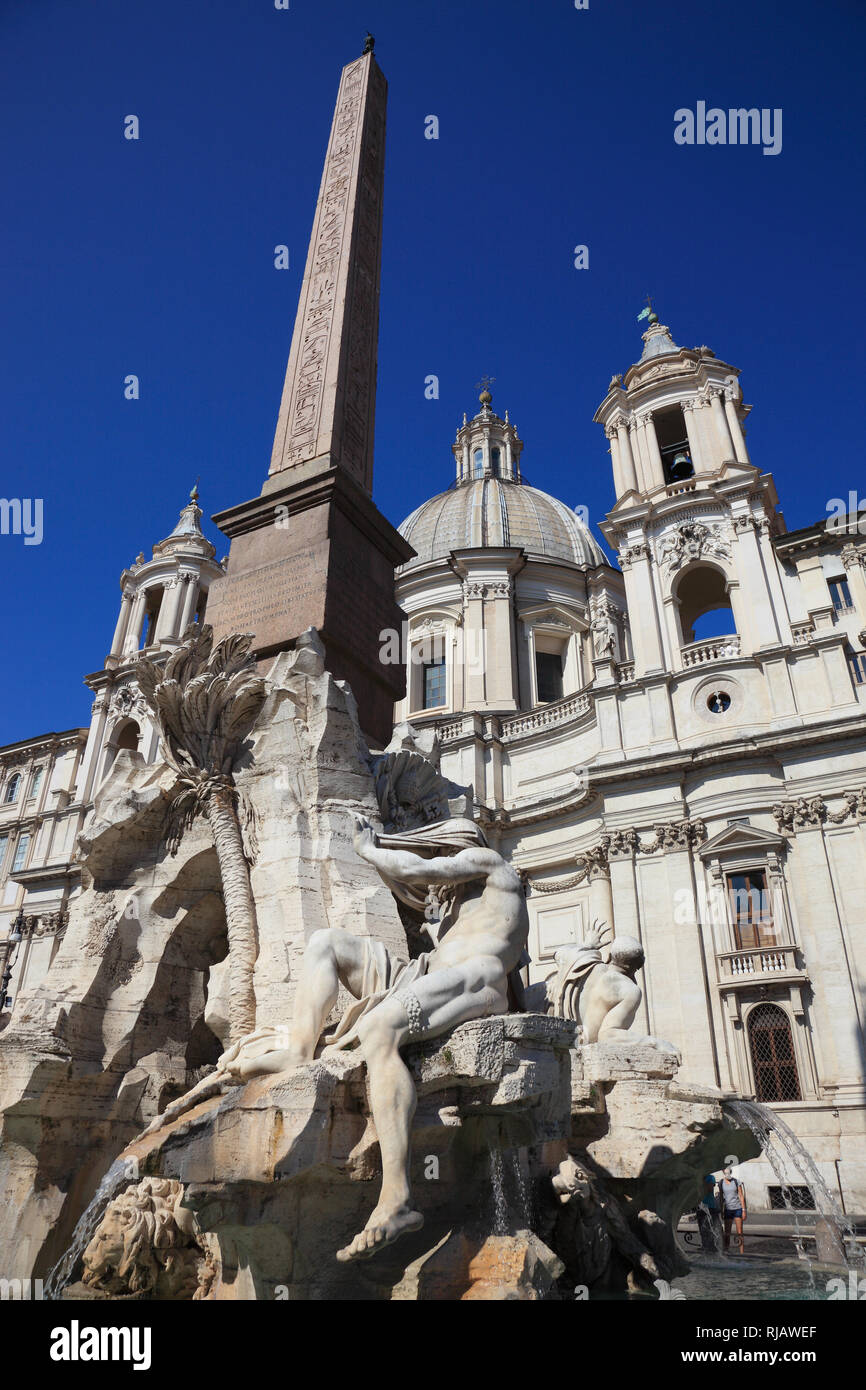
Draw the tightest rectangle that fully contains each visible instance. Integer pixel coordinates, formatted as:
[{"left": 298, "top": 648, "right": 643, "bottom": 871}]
[
  {"left": 1, "top": 46, "right": 864, "bottom": 1224},
  {"left": 391, "top": 316, "right": 866, "bottom": 1214}
]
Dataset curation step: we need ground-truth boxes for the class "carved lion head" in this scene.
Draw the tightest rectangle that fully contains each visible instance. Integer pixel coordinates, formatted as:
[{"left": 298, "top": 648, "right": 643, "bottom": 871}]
[{"left": 82, "top": 1177, "right": 195, "bottom": 1297}]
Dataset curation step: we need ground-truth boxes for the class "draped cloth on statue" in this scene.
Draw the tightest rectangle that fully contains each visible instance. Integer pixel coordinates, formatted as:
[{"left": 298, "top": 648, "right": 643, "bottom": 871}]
[
  {"left": 325, "top": 939, "right": 432, "bottom": 1050},
  {"left": 547, "top": 943, "right": 604, "bottom": 1022}
]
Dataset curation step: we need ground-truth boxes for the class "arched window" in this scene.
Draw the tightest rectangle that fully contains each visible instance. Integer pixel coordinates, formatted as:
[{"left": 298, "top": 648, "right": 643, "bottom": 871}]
[
  {"left": 4, "top": 774, "right": 21, "bottom": 805},
  {"left": 674, "top": 564, "right": 736, "bottom": 644},
  {"left": 101, "top": 719, "right": 141, "bottom": 783},
  {"left": 116, "top": 720, "right": 141, "bottom": 753},
  {"left": 748, "top": 1003, "right": 801, "bottom": 1102},
  {"left": 473, "top": 449, "right": 484, "bottom": 478}
]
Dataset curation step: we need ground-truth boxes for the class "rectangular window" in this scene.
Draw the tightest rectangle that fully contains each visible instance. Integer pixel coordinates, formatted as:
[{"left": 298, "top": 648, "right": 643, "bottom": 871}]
[
  {"left": 768, "top": 1185, "right": 814, "bottom": 1211},
  {"left": 727, "top": 869, "right": 777, "bottom": 949},
  {"left": 535, "top": 650, "right": 563, "bottom": 703},
  {"left": 422, "top": 659, "right": 446, "bottom": 710},
  {"left": 829, "top": 577, "right": 853, "bottom": 614},
  {"left": 848, "top": 651, "right": 866, "bottom": 686},
  {"left": 28, "top": 767, "right": 43, "bottom": 801},
  {"left": 12, "top": 834, "right": 30, "bottom": 874},
  {"left": 0, "top": 835, "right": 8, "bottom": 875}
]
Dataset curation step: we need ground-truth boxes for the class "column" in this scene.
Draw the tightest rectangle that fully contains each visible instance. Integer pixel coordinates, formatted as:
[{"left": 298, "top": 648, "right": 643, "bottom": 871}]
[
  {"left": 634, "top": 416, "right": 651, "bottom": 492},
  {"left": 607, "top": 427, "right": 624, "bottom": 497},
  {"left": 666, "top": 845, "right": 719, "bottom": 1086},
  {"left": 842, "top": 547, "right": 866, "bottom": 622},
  {"left": 697, "top": 401, "right": 719, "bottom": 470},
  {"left": 177, "top": 575, "right": 199, "bottom": 634},
  {"left": 733, "top": 519, "right": 782, "bottom": 649},
  {"left": 724, "top": 395, "right": 750, "bottom": 464},
  {"left": 123, "top": 590, "right": 147, "bottom": 655},
  {"left": 616, "top": 420, "right": 638, "bottom": 493},
  {"left": 643, "top": 414, "right": 665, "bottom": 489},
  {"left": 156, "top": 579, "right": 186, "bottom": 642},
  {"left": 682, "top": 400, "right": 705, "bottom": 473},
  {"left": 152, "top": 583, "right": 174, "bottom": 642},
  {"left": 621, "top": 545, "right": 665, "bottom": 674},
  {"left": 78, "top": 693, "right": 111, "bottom": 803},
  {"left": 710, "top": 389, "right": 735, "bottom": 460},
  {"left": 588, "top": 864, "right": 614, "bottom": 935},
  {"left": 109, "top": 589, "right": 134, "bottom": 658},
  {"left": 787, "top": 826, "right": 864, "bottom": 1091},
  {"left": 628, "top": 418, "right": 647, "bottom": 493}
]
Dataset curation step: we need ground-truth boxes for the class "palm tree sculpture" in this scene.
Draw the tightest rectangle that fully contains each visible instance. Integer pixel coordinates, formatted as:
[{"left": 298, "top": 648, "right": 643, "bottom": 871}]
[{"left": 136, "top": 625, "right": 267, "bottom": 1042}]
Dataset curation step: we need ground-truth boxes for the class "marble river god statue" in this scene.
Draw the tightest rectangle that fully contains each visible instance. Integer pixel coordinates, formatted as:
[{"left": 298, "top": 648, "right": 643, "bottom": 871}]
[{"left": 148, "top": 811, "right": 530, "bottom": 1264}]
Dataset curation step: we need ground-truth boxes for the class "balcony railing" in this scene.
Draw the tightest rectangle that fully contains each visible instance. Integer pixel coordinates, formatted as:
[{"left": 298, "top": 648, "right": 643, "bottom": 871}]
[
  {"left": 681, "top": 634, "right": 740, "bottom": 667},
  {"left": 717, "top": 944, "right": 805, "bottom": 983},
  {"left": 500, "top": 690, "right": 592, "bottom": 743}
]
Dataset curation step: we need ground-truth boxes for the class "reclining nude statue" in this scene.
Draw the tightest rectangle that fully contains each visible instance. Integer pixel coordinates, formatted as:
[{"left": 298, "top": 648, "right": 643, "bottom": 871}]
[{"left": 145, "top": 812, "right": 530, "bottom": 1264}]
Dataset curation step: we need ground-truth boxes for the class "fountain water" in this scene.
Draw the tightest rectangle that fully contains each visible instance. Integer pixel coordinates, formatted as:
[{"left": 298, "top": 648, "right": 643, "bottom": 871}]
[
  {"left": 487, "top": 1145, "right": 535, "bottom": 1236},
  {"left": 511, "top": 1149, "right": 534, "bottom": 1230},
  {"left": 44, "top": 1159, "right": 133, "bottom": 1300},
  {"left": 489, "top": 1147, "right": 509, "bottom": 1236},
  {"left": 728, "top": 1099, "right": 863, "bottom": 1273}
]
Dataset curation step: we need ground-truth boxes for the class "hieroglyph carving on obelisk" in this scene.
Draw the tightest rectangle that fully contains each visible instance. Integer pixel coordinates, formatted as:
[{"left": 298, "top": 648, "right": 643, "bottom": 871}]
[{"left": 268, "top": 52, "right": 386, "bottom": 494}]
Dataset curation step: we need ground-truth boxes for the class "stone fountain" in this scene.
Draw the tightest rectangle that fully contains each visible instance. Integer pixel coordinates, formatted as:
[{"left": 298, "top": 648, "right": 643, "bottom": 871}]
[{"left": 1, "top": 626, "right": 759, "bottom": 1301}]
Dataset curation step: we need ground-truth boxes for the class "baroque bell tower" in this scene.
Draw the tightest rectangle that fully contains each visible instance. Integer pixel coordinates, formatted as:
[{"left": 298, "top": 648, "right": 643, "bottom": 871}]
[{"left": 595, "top": 311, "right": 796, "bottom": 683}]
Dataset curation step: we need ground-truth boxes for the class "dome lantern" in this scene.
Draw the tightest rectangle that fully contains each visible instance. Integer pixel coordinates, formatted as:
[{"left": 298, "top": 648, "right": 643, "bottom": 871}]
[
  {"left": 401, "top": 398, "right": 606, "bottom": 572},
  {"left": 452, "top": 389, "right": 523, "bottom": 485}
]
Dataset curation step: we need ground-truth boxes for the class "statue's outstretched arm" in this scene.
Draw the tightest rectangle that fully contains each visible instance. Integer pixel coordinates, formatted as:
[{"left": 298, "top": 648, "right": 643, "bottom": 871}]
[{"left": 353, "top": 815, "right": 493, "bottom": 886}]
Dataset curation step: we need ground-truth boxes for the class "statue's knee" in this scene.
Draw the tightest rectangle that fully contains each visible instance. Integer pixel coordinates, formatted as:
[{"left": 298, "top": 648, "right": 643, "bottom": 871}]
[
  {"left": 357, "top": 1009, "right": 398, "bottom": 1055},
  {"left": 306, "top": 927, "right": 341, "bottom": 962}
]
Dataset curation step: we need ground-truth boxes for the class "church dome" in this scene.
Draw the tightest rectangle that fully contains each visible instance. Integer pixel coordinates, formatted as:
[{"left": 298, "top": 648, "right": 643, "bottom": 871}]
[
  {"left": 398, "top": 476, "right": 606, "bottom": 570},
  {"left": 398, "top": 392, "right": 606, "bottom": 572}
]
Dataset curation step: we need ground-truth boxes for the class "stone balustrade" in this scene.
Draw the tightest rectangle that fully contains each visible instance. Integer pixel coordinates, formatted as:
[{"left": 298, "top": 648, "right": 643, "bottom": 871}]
[
  {"left": 500, "top": 691, "right": 592, "bottom": 743},
  {"left": 681, "top": 634, "right": 740, "bottom": 667},
  {"left": 717, "top": 944, "right": 803, "bottom": 980}
]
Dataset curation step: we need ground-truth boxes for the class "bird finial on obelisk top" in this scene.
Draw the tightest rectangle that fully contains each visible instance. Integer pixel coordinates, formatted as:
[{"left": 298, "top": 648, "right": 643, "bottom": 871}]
[{"left": 363, "top": 32, "right": 375, "bottom": 54}]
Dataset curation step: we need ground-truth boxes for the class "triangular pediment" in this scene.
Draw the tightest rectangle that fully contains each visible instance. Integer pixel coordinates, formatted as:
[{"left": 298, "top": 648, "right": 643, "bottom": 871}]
[{"left": 698, "top": 821, "right": 787, "bottom": 858}]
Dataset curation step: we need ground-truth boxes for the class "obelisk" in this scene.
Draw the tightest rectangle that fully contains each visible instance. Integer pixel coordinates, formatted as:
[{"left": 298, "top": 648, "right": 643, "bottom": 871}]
[{"left": 205, "top": 43, "right": 413, "bottom": 746}]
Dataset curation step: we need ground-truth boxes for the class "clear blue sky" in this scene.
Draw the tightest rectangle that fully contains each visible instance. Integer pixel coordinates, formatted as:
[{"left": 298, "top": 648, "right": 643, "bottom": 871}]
[{"left": 1, "top": 0, "right": 864, "bottom": 743}]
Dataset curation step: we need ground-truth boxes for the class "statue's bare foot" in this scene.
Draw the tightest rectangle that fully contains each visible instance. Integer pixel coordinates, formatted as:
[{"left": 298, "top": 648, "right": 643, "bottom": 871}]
[{"left": 335, "top": 1204, "right": 424, "bottom": 1262}]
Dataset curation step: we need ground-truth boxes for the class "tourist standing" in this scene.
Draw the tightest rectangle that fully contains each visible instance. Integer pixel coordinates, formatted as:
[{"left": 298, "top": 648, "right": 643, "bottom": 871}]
[
  {"left": 717, "top": 1166, "right": 747, "bottom": 1254},
  {"left": 696, "top": 1173, "right": 722, "bottom": 1251}
]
